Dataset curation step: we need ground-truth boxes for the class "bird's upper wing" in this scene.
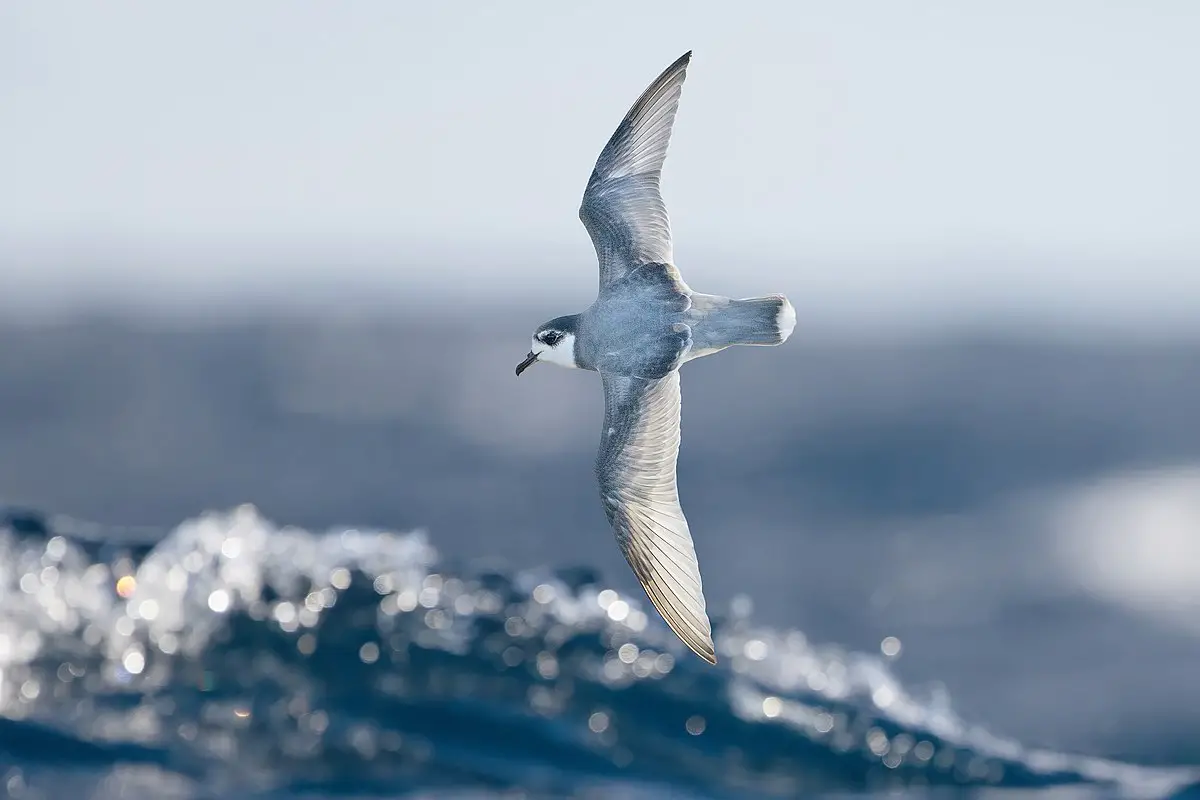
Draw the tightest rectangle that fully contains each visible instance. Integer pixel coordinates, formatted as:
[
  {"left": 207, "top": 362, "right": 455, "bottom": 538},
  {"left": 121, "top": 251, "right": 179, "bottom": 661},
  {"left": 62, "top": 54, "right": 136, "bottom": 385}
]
[
  {"left": 596, "top": 369, "right": 715, "bottom": 663},
  {"left": 580, "top": 51, "right": 691, "bottom": 291}
]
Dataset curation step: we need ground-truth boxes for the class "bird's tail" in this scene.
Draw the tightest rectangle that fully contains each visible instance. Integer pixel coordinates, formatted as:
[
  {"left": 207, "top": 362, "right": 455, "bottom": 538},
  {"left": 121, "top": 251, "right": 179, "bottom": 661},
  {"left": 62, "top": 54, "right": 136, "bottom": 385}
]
[{"left": 721, "top": 294, "right": 796, "bottom": 346}]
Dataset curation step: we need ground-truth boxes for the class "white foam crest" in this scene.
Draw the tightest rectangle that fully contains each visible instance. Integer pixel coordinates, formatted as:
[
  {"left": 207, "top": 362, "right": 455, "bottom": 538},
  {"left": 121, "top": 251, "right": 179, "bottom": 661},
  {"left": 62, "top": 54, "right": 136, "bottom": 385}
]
[
  {"left": 0, "top": 501, "right": 688, "bottom": 702},
  {"left": 718, "top": 621, "right": 1199, "bottom": 796},
  {"left": 0, "top": 505, "right": 437, "bottom": 694},
  {"left": 0, "top": 527, "right": 118, "bottom": 666},
  {"left": 3, "top": 505, "right": 1198, "bottom": 797},
  {"left": 124, "top": 504, "right": 436, "bottom": 658}
]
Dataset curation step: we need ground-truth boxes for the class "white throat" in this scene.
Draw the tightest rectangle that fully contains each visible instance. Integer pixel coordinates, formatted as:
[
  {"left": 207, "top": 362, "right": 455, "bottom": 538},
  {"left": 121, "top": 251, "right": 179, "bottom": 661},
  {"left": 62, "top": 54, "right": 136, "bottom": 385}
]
[{"left": 534, "top": 332, "right": 578, "bottom": 369}]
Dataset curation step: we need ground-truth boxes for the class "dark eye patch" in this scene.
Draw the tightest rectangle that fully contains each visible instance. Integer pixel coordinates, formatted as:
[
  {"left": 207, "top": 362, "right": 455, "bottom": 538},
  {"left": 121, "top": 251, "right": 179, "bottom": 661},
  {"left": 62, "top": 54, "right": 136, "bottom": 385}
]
[{"left": 540, "top": 330, "right": 563, "bottom": 346}]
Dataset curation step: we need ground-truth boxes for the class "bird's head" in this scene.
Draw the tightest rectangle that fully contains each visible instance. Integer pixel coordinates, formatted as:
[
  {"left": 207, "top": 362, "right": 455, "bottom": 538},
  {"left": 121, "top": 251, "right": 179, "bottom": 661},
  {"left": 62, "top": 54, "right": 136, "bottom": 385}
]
[{"left": 516, "top": 315, "right": 580, "bottom": 376}]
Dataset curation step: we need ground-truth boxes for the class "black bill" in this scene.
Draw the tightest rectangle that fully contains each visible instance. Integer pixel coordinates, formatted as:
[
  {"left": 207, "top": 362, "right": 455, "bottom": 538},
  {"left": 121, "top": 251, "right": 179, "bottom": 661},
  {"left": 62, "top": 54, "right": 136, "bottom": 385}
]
[{"left": 515, "top": 352, "right": 538, "bottom": 376}]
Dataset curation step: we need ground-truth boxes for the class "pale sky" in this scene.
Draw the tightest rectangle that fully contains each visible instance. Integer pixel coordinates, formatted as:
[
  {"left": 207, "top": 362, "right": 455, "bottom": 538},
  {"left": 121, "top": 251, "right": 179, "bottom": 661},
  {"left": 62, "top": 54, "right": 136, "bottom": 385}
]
[{"left": 2, "top": 1, "right": 1198, "bottom": 330}]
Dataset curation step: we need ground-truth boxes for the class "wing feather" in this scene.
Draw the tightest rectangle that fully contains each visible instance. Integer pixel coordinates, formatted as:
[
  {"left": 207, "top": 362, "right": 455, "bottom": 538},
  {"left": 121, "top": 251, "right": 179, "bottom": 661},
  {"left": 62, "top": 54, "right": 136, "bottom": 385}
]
[
  {"left": 596, "top": 370, "right": 715, "bottom": 664},
  {"left": 580, "top": 52, "right": 691, "bottom": 289}
]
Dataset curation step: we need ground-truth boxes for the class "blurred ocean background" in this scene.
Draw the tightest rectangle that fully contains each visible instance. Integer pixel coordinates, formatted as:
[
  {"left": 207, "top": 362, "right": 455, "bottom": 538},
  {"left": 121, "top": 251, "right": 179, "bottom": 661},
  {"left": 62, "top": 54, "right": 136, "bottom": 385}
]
[{"left": 3, "top": 2, "right": 1200, "bottom": 798}]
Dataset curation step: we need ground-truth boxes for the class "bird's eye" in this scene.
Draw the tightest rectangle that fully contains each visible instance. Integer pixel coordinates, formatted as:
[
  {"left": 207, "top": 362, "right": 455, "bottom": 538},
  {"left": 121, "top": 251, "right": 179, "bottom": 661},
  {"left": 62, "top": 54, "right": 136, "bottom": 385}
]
[{"left": 541, "top": 331, "right": 563, "bottom": 346}]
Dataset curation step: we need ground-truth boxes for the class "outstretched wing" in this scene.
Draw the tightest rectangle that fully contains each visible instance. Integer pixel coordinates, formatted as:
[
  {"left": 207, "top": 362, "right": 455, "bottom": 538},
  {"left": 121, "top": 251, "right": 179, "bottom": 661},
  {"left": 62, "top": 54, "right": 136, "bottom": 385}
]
[
  {"left": 580, "top": 51, "right": 691, "bottom": 291},
  {"left": 596, "top": 370, "right": 715, "bottom": 663}
]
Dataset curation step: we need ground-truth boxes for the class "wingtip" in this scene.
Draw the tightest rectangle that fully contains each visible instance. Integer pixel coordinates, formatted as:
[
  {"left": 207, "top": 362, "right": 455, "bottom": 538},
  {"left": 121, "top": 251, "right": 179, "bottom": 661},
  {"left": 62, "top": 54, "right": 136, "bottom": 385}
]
[
  {"left": 680, "top": 629, "right": 718, "bottom": 665},
  {"left": 671, "top": 631, "right": 716, "bottom": 665},
  {"left": 686, "top": 638, "right": 717, "bottom": 665}
]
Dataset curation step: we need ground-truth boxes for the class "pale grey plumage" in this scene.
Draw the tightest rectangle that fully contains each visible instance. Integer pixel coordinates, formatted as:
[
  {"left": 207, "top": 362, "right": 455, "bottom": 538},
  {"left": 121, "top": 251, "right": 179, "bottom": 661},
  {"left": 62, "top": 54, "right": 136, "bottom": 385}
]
[
  {"left": 597, "top": 370, "right": 711, "bottom": 661},
  {"left": 579, "top": 51, "right": 687, "bottom": 289},
  {"left": 517, "top": 51, "right": 796, "bottom": 665}
]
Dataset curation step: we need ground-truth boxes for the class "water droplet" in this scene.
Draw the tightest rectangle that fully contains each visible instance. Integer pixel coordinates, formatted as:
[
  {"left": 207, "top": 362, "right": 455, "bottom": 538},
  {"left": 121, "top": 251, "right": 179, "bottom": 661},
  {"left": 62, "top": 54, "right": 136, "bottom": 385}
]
[
  {"left": 743, "top": 639, "right": 768, "bottom": 660},
  {"left": 606, "top": 599, "right": 629, "bottom": 622},
  {"left": 208, "top": 589, "right": 230, "bottom": 613},
  {"left": 45, "top": 536, "right": 67, "bottom": 560},
  {"left": 114, "top": 575, "right": 138, "bottom": 598},
  {"left": 137, "top": 599, "right": 159, "bottom": 621},
  {"left": 330, "top": 567, "right": 351, "bottom": 590},
  {"left": 588, "top": 711, "right": 610, "bottom": 733},
  {"left": 122, "top": 650, "right": 145, "bottom": 675},
  {"left": 536, "top": 652, "right": 558, "bottom": 679},
  {"left": 396, "top": 590, "right": 418, "bottom": 612},
  {"left": 867, "top": 727, "right": 890, "bottom": 756}
]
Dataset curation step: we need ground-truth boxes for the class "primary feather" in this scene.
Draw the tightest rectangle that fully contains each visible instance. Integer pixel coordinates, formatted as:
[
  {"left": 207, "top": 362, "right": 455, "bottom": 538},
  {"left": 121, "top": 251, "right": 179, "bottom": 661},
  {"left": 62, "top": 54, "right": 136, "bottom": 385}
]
[
  {"left": 579, "top": 51, "right": 691, "bottom": 291},
  {"left": 597, "top": 371, "right": 715, "bottom": 664}
]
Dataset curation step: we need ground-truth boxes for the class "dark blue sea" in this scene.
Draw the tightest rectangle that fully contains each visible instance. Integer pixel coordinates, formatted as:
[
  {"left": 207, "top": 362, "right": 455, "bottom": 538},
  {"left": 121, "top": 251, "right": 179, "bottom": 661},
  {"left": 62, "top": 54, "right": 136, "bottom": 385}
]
[
  {"left": 0, "top": 503, "right": 1196, "bottom": 800},
  {"left": 2, "top": 317, "right": 1200, "bottom": 799}
]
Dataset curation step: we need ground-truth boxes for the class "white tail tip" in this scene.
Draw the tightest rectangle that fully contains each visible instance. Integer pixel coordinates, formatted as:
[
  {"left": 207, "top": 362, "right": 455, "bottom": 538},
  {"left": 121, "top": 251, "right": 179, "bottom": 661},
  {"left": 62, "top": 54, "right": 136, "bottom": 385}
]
[{"left": 776, "top": 297, "right": 796, "bottom": 343}]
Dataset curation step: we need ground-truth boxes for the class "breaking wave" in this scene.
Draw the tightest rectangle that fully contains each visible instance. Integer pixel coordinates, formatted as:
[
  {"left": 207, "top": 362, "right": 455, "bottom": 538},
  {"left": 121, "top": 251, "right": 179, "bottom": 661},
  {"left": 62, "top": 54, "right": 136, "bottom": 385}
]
[{"left": 0, "top": 506, "right": 1197, "bottom": 799}]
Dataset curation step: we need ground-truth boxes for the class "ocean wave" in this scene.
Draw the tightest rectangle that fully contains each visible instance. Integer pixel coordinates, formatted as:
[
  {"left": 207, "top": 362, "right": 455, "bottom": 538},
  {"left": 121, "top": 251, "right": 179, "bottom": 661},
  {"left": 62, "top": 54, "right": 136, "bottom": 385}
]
[{"left": 0, "top": 506, "right": 1196, "bottom": 799}]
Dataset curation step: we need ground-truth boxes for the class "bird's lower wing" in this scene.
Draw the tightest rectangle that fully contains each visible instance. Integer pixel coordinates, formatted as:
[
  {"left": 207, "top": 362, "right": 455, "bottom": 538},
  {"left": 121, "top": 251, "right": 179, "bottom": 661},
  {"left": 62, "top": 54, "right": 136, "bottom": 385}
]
[{"left": 595, "top": 370, "right": 715, "bottom": 664}]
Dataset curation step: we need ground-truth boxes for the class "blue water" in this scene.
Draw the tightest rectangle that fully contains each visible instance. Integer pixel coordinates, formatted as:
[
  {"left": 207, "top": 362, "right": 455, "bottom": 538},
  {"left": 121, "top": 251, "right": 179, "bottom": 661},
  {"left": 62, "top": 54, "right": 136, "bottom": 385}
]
[{"left": 1, "top": 506, "right": 1197, "bottom": 800}]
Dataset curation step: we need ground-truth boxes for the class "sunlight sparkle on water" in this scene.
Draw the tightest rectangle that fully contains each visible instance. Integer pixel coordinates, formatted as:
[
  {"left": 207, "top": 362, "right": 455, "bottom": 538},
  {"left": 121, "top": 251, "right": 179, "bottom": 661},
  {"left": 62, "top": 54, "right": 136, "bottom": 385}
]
[
  {"left": 606, "top": 599, "right": 629, "bottom": 622},
  {"left": 115, "top": 575, "right": 137, "bottom": 598},
  {"left": 207, "top": 589, "right": 230, "bottom": 613}
]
